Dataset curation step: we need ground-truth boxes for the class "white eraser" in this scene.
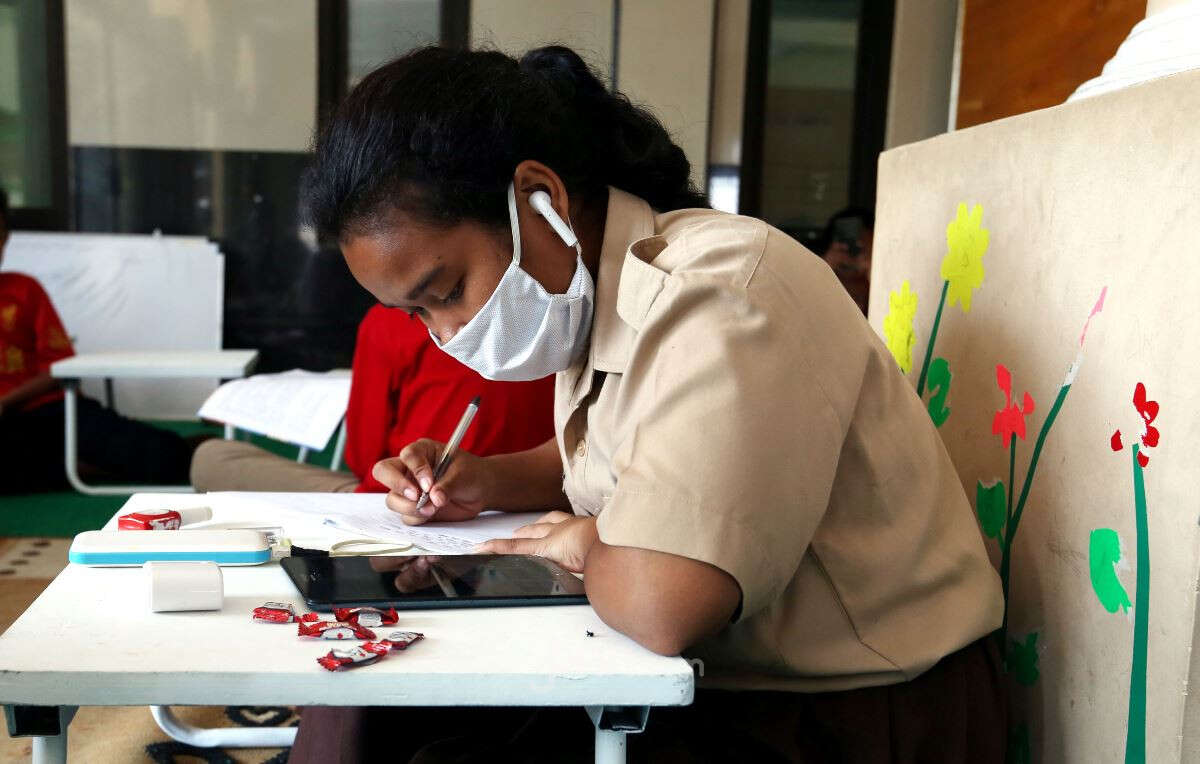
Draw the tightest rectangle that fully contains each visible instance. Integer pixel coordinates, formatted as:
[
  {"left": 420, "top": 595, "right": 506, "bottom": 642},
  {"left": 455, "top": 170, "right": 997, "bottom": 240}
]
[
  {"left": 178, "top": 506, "right": 213, "bottom": 526},
  {"left": 145, "top": 561, "right": 223, "bottom": 612}
]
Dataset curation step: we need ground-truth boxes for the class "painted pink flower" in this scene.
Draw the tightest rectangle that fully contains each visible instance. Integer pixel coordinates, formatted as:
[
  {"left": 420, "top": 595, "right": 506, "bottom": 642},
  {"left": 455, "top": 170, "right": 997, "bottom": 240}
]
[
  {"left": 992, "top": 364, "right": 1035, "bottom": 448},
  {"left": 1110, "top": 382, "right": 1160, "bottom": 468}
]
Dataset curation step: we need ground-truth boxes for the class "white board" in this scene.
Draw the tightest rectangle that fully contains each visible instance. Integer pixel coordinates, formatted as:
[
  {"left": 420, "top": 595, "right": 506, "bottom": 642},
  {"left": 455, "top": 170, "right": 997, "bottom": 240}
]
[{"left": 2, "top": 231, "right": 224, "bottom": 419}]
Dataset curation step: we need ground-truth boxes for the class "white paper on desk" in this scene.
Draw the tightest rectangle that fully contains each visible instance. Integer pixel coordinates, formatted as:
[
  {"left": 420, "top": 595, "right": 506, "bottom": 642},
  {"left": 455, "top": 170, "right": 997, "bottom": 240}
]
[
  {"left": 325, "top": 509, "right": 536, "bottom": 554},
  {"left": 198, "top": 370, "right": 351, "bottom": 450},
  {"left": 235, "top": 491, "right": 383, "bottom": 518},
  {"left": 208, "top": 492, "right": 536, "bottom": 554}
]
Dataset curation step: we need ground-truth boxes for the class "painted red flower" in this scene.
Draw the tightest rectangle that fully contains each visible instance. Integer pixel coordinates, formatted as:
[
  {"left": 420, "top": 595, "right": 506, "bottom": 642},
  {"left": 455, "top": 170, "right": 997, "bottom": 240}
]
[
  {"left": 992, "top": 364, "right": 1035, "bottom": 448},
  {"left": 1110, "top": 382, "right": 1160, "bottom": 468}
]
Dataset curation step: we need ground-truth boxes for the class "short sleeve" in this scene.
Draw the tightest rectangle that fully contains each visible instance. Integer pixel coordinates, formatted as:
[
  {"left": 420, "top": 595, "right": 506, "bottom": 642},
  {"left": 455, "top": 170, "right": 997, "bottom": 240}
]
[
  {"left": 345, "top": 306, "right": 411, "bottom": 488},
  {"left": 31, "top": 281, "right": 74, "bottom": 370},
  {"left": 595, "top": 256, "right": 863, "bottom": 621}
]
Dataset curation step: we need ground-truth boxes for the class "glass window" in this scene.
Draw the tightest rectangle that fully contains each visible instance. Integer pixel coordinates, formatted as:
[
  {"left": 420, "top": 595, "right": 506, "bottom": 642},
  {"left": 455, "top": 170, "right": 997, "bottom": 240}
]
[
  {"left": 758, "top": 0, "right": 862, "bottom": 238},
  {"left": 0, "top": 0, "right": 54, "bottom": 209},
  {"left": 347, "top": 0, "right": 441, "bottom": 90}
]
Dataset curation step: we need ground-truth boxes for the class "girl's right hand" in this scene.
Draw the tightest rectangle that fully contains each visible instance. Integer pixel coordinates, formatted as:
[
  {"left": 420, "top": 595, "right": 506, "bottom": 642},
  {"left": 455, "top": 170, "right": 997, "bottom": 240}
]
[{"left": 372, "top": 438, "right": 495, "bottom": 525}]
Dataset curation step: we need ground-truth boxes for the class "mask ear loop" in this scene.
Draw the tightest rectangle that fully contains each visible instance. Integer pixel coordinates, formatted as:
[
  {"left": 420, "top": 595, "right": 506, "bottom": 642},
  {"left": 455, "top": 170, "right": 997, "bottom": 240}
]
[
  {"left": 507, "top": 183, "right": 523, "bottom": 267},
  {"left": 564, "top": 212, "right": 583, "bottom": 259}
]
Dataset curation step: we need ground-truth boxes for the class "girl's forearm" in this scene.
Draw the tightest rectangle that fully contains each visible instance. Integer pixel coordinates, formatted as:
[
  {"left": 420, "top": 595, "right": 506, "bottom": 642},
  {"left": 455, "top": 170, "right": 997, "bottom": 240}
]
[{"left": 483, "top": 437, "right": 569, "bottom": 511}]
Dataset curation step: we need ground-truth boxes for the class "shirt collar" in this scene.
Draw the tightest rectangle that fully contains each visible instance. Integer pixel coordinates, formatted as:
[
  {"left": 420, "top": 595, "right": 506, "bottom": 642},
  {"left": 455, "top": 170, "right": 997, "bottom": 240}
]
[{"left": 589, "top": 187, "right": 657, "bottom": 373}]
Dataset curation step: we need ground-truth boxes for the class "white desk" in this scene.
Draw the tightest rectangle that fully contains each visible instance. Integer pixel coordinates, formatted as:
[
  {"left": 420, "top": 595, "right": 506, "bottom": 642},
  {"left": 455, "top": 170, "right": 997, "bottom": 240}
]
[
  {"left": 0, "top": 494, "right": 694, "bottom": 763},
  {"left": 50, "top": 350, "right": 259, "bottom": 495}
]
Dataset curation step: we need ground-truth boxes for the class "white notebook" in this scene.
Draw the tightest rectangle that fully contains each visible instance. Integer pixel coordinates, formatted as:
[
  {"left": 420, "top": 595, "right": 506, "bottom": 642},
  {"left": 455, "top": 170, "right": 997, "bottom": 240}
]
[{"left": 198, "top": 370, "right": 351, "bottom": 450}]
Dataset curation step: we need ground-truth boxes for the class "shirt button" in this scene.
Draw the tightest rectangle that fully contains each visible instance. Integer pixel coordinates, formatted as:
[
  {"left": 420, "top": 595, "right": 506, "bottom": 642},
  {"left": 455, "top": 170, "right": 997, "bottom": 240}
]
[{"left": 575, "top": 438, "right": 587, "bottom": 459}]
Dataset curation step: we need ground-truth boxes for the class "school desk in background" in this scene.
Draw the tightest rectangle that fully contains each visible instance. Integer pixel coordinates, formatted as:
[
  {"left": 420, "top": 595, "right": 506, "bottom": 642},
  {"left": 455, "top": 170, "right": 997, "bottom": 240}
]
[{"left": 51, "top": 350, "right": 260, "bottom": 495}]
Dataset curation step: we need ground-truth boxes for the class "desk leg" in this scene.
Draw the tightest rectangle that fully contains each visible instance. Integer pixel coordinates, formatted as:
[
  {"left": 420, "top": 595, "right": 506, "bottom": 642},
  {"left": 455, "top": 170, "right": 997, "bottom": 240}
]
[
  {"left": 62, "top": 381, "right": 192, "bottom": 495},
  {"left": 150, "top": 705, "right": 297, "bottom": 748},
  {"left": 586, "top": 706, "right": 649, "bottom": 764},
  {"left": 329, "top": 417, "right": 348, "bottom": 471},
  {"left": 594, "top": 727, "right": 627, "bottom": 764},
  {"left": 28, "top": 706, "right": 76, "bottom": 764}
]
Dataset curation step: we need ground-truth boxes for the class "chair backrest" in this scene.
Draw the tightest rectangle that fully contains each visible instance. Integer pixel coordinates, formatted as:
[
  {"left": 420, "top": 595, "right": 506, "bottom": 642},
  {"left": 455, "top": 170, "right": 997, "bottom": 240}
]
[{"left": 869, "top": 68, "right": 1200, "bottom": 764}]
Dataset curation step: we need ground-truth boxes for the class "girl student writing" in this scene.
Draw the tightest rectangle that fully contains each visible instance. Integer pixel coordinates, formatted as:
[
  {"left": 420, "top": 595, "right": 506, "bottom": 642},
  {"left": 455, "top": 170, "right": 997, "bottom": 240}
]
[{"left": 292, "top": 44, "right": 1006, "bottom": 763}]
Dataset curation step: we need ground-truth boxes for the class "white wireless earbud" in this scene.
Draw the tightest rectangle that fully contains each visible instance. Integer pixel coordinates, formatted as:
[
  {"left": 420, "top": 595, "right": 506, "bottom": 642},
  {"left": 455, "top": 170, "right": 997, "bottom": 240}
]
[{"left": 528, "top": 190, "right": 579, "bottom": 249}]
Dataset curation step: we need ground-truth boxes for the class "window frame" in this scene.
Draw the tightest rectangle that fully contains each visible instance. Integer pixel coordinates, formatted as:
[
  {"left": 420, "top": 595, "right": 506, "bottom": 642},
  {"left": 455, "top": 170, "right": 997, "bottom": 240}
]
[{"left": 6, "top": 0, "right": 68, "bottom": 230}]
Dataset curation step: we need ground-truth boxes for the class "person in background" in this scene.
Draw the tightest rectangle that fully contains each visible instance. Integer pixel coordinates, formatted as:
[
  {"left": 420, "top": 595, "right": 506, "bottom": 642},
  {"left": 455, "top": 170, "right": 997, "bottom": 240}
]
[
  {"left": 0, "top": 187, "right": 194, "bottom": 492},
  {"left": 819, "top": 206, "right": 874, "bottom": 315},
  {"left": 189, "top": 303, "right": 556, "bottom": 493}
]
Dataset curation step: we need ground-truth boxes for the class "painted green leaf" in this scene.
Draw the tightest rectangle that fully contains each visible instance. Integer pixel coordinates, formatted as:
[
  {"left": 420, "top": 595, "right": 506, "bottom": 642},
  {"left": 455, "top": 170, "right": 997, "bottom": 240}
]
[
  {"left": 1007, "top": 722, "right": 1031, "bottom": 764},
  {"left": 1007, "top": 632, "right": 1040, "bottom": 687},
  {"left": 1089, "top": 528, "right": 1131, "bottom": 614},
  {"left": 926, "top": 356, "right": 952, "bottom": 427},
  {"left": 976, "top": 480, "right": 1006, "bottom": 540}
]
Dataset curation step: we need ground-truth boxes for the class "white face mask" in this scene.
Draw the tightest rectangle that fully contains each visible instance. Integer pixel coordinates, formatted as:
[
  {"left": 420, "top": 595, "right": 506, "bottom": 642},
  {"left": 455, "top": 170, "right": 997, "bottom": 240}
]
[{"left": 430, "top": 184, "right": 595, "bottom": 381}]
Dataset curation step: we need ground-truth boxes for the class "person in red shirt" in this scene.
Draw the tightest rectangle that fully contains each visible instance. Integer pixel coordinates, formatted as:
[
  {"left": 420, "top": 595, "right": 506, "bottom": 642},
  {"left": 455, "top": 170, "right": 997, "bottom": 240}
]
[
  {"left": 0, "top": 188, "right": 193, "bottom": 492},
  {"left": 189, "top": 304, "right": 556, "bottom": 493}
]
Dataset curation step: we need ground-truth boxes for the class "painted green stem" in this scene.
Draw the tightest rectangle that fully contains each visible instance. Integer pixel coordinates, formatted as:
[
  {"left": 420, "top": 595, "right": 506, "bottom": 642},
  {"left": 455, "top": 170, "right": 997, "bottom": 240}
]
[
  {"left": 916, "top": 280, "right": 949, "bottom": 397},
  {"left": 1005, "top": 438, "right": 1015, "bottom": 549},
  {"left": 998, "top": 382, "right": 1072, "bottom": 648},
  {"left": 1126, "top": 444, "right": 1148, "bottom": 764}
]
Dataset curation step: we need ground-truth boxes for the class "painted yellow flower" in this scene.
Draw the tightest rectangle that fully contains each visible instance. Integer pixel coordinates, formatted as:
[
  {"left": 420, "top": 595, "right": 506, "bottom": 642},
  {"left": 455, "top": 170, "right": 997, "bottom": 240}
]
[
  {"left": 940, "top": 202, "right": 989, "bottom": 313},
  {"left": 883, "top": 280, "right": 919, "bottom": 373}
]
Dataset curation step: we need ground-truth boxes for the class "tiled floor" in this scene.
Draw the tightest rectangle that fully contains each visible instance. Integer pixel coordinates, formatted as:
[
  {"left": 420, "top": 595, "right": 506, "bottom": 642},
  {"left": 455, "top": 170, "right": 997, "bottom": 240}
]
[{"left": 0, "top": 537, "right": 71, "bottom": 580}]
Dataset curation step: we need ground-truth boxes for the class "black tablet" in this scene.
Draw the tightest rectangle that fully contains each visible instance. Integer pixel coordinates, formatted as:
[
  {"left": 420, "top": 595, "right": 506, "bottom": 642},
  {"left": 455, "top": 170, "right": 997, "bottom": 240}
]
[{"left": 281, "top": 554, "right": 588, "bottom": 611}]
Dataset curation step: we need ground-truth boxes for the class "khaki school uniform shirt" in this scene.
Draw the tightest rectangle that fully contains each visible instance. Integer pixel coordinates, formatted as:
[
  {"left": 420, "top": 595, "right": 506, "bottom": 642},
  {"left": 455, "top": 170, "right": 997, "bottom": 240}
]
[{"left": 556, "top": 188, "right": 1004, "bottom": 693}]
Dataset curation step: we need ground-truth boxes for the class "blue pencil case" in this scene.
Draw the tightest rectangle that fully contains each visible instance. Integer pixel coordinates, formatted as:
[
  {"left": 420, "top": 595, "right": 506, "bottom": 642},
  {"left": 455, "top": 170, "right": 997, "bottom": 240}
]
[{"left": 69, "top": 529, "right": 271, "bottom": 566}]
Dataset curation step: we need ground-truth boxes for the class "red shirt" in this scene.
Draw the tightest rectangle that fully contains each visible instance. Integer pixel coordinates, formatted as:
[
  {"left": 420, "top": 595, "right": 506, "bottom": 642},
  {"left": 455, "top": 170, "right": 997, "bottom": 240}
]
[
  {"left": 0, "top": 272, "right": 75, "bottom": 411},
  {"left": 344, "top": 305, "right": 557, "bottom": 493}
]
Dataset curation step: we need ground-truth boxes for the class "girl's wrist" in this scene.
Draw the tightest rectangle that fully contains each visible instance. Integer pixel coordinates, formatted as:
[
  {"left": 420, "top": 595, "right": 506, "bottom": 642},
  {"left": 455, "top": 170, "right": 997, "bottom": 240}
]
[{"left": 479, "top": 455, "right": 502, "bottom": 509}]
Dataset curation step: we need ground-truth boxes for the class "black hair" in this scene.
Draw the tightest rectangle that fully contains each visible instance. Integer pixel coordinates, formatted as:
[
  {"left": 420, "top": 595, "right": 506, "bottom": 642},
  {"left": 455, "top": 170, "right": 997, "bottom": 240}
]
[
  {"left": 0, "top": 186, "right": 8, "bottom": 228},
  {"left": 303, "top": 45, "right": 708, "bottom": 242}
]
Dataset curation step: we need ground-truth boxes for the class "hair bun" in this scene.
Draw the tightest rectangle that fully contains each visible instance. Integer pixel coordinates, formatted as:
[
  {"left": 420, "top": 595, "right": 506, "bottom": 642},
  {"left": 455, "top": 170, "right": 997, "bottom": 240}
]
[{"left": 519, "top": 46, "right": 607, "bottom": 99}]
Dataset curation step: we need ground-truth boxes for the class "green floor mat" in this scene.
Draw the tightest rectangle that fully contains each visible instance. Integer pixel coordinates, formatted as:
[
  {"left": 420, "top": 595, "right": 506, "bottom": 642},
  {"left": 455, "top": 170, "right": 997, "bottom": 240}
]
[{"left": 0, "top": 421, "right": 342, "bottom": 538}]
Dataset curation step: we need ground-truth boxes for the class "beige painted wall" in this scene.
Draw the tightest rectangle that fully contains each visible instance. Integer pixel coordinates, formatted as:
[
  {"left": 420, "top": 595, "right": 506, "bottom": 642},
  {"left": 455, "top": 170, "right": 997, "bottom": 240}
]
[
  {"left": 469, "top": 0, "right": 615, "bottom": 80},
  {"left": 1147, "top": 0, "right": 1186, "bottom": 14},
  {"left": 708, "top": 0, "right": 749, "bottom": 168},
  {"left": 884, "top": 0, "right": 958, "bottom": 149},
  {"left": 617, "top": 0, "right": 715, "bottom": 189},
  {"left": 470, "top": 0, "right": 715, "bottom": 192},
  {"left": 65, "top": 0, "right": 317, "bottom": 152}
]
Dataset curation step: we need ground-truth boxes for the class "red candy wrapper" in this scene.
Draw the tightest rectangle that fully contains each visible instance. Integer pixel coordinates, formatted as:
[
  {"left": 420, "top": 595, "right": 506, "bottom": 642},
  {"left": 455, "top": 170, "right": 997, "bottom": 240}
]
[
  {"left": 118, "top": 510, "right": 182, "bottom": 531},
  {"left": 252, "top": 602, "right": 296, "bottom": 624},
  {"left": 297, "top": 619, "right": 377, "bottom": 641},
  {"left": 252, "top": 603, "right": 322, "bottom": 624},
  {"left": 316, "top": 644, "right": 388, "bottom": 671},
  {"left": 332, "top": 607, "right": 399, "bottom": 628},
  {"left": 375, "top": 631, "right": 424, "bottom": 651},
  {"left": 317, "top": 632, "right": 425, "bottom": 672}
]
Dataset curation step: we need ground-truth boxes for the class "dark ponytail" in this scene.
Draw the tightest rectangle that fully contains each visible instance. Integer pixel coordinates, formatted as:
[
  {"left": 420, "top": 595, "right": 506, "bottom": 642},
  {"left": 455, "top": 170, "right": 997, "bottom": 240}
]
[{"left": 303, "top": 45, "right": 708, "bottom": 242}]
